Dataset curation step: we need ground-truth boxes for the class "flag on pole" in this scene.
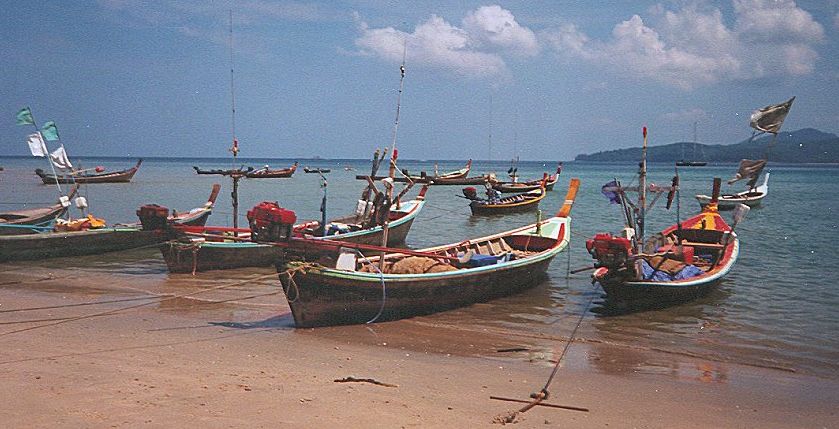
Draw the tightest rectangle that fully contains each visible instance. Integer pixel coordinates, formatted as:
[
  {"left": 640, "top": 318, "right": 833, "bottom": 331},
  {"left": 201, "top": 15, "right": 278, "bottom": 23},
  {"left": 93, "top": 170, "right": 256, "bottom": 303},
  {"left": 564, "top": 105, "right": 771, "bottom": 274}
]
[
  {"left": 16, "top": 107, "right": 35, "bottom": 126},
  {"left": 41, "top": 121, "right": 60, "bottom": 141},
  {"left": 26, "top": 133, "right": 48, "bottom": 157},
  {"left": 50, "top": 146, "right": 73, "bottom": 169},
  {"left": 601, "top": 180, "right": 622, "bottom": 204},
  {"left": 749, "top": 97, "right": 795, "bottom": 134}
]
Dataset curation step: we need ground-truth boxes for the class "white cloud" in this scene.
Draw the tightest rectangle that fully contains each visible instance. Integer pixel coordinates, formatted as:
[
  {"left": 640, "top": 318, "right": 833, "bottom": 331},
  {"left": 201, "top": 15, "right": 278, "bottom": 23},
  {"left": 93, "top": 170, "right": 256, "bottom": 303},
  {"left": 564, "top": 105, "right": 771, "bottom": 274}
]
[
  {"left": 542, "top": 1, "right": 824, "bottom": 89},
  {"left": 461, "top": 5, "right": 539, "bottom": 56},
  {"left": 352, "top": 5, "right": 536, "bottom": 77}
]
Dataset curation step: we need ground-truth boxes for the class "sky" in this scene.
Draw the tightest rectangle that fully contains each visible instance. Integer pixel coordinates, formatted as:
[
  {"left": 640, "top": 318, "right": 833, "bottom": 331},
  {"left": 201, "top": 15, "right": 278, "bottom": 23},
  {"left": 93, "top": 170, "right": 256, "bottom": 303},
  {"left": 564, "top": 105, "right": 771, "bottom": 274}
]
[{"left": 1, "top": 0, "right": 838, "bottom": 161}]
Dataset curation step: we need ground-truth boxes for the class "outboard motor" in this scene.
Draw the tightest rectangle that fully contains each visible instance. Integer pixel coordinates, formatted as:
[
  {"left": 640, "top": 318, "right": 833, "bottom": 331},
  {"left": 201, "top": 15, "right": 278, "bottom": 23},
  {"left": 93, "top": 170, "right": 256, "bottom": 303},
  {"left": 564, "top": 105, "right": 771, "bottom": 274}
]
[
  {"left": 586, "top": 233, "right": 632, "bottom": 268},
  {"left": 247, "top": 201, "right": 297, "bottom": 242},
  {"left": 136, "top": 204, "right": 170, "bottom": 231},
  {"left": 462, "top": 187, "right": 478, "bottom": 200}
]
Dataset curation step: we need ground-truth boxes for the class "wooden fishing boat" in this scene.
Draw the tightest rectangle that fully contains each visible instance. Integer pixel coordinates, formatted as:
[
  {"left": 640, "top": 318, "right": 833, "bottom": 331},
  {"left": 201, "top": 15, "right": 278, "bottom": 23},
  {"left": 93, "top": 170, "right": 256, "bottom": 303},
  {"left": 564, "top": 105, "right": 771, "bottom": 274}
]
[
  {"left": 0, "top": 187, "right": 78, "bottom": 235},
  {"left": 468, "top": 187, "right": 546, "bottom": 215},
  {"left": 587, "top": 127, "right": 746, "bottom": 307},
  {"left": 355, "top": 160, "right": 479, "bottom": 185},
  {"left": 193, "top": 166, "right": 253, "bottom": 175},
  {"left": 35, "top": 159, "right": 143, "bottom": 184},
  {"left": 696, "top": 172, "right": 769, "bottom": 210},
  {"left": 414, "top": 159, "right": 471, "bottom": 181},
  {"left": 465, "top": 176, "right": 547, "bottom": 215},
  {"left": 675, "top": 160, "right": 707, "bottom": 167},
  {"left": 275, "top": 179, "right": 580, "bottom": 327},
  {"left": 245, "top": 162, "right": 297, "bottom": 178},
  {"left": 492, "top": 164, "right": 562, "bottom": 193},
  {"left": 0, "top": 185, "right": 220, "bottom": 262},
  {"left": 303, "top": 167, "right": 331, "bottom": 174},
  {"left": 589, "top": 197, "right": 741, "bottom": 305},
  {"left": 160, "top": 187, "right": 428, "bottom": 273}
]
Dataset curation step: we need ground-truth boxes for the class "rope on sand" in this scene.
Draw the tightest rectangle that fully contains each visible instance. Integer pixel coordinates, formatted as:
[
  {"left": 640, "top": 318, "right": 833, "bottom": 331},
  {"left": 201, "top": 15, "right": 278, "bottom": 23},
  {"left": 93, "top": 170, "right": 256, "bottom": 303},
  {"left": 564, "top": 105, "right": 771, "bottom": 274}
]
[{"left": 495, "top": 292, "right": 597, "bottom": 424}]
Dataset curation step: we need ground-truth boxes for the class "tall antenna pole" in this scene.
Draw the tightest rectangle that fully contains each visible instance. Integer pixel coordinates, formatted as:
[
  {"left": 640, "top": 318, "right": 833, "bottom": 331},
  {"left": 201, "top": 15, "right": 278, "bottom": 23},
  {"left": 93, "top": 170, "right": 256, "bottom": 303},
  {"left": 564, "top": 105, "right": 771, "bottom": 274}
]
[
  {"left": 389, "top": 43, "right": 407, "bottom": 156},
  {"left": 228, "top": 10, "right": 242, "bottom": 234},
  {"left": 229, "top": 10, "right": 238, "bottom": 166},
  {"left": 379, "top": 42, "right": 407, "bottom": 270},
  {"left": 638, "top": 126, "right": 648, "bottom": 251},
  {"left": 488, "top": 93, "right": 493, "bottom": 163}
]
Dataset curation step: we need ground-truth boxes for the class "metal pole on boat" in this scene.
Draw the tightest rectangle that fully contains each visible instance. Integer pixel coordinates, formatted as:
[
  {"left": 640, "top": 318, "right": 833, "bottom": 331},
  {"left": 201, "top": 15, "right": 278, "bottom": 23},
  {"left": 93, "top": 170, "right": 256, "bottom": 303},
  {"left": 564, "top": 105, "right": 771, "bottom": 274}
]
[
  {"left": 638, "top": 126, "right": 648, "bottom": 252},
  {"left": 320, "top": 172, "right": 328, "bottom": 237},
  {"left": 231, "top": 174, "right": 240, "bottom": 235},
  {"left": 379, "top": 46, "right": 407, "bottom": 270}
]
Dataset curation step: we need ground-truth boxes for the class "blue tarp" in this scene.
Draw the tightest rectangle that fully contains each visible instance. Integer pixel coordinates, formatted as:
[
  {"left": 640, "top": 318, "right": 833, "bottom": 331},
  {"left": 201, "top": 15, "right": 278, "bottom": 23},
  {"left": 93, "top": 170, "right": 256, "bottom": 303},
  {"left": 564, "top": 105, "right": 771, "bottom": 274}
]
[{"left": 641, "top": 259, "right": 704, "bottom": 281}]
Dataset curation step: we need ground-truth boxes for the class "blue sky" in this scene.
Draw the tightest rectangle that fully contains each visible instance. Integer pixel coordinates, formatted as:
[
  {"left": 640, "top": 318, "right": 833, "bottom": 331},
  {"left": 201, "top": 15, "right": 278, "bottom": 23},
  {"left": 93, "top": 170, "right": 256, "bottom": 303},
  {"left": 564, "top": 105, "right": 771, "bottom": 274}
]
[{"left": 2, "top": 1, "right": 837, "bottom": 161}]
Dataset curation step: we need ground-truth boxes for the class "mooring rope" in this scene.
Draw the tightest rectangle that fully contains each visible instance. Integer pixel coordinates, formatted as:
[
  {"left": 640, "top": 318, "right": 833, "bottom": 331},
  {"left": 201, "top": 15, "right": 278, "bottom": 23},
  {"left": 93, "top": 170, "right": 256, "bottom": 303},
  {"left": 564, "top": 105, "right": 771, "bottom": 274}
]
[
  {"left": 356, "top": 249, "right": 387, "bottom": 324},
  {"left": 499, "top": 291, "right": 598, "bottom": 423},
  {"left": 280, "top": 262, "right": 319, "bottom": 304}
]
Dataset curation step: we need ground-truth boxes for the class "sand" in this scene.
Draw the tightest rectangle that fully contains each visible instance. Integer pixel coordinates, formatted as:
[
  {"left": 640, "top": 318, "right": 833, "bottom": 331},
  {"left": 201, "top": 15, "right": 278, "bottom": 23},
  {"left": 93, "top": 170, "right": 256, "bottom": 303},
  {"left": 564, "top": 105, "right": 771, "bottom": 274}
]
[{"left": 0, "top": 262, "right": 837, "bottom": 428}]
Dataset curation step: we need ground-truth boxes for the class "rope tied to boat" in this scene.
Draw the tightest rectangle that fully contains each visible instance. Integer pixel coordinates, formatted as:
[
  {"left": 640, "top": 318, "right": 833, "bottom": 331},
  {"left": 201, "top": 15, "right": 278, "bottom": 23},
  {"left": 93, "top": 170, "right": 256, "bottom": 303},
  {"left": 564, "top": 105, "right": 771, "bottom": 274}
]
[
  {"left": 495, "top": 290, "right": 597, "bottom": 423},
  {"left": 355, "top": 249, "right": 387, "bottom": 324},
  {"left": 281, "top": 262, "right": 319, "bottom": 304}
]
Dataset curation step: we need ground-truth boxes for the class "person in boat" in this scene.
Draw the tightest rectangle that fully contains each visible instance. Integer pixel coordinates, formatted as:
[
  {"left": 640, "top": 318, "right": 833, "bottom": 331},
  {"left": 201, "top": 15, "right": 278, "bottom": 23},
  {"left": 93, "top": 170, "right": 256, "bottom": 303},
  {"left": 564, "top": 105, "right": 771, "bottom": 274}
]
[{"left": 484, "top": 181, "right": 501, "bottom": 203}]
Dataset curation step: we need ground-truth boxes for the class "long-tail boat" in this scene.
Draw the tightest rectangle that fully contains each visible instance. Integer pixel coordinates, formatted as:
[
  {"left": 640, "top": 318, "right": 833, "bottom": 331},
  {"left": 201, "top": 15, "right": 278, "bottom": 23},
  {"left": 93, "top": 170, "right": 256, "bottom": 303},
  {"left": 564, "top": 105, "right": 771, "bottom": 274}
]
[
  {"left": 696, "top": 172, "right": 769, "bottom": 210},
  {"left": 0, "top": 186, "right": 78, "bottom": 235},
  {"left": 303, "top": 166, "right": 331, "bottom": 174},
  {"left": 355, "top": 160, "right": 486, "bottom": 185},
  {"left": 492, "top": 163, "right": 562, "bottom": 193},
  {"left": 0, "top": 185, "right": 219, "bottom": 262},
  {"left": 159, "top": 186, "right": 428, "bottom": 273},
  {"left": 35, "top": 159, "right": 142, "bottom": 184},
  {"left": 695, "top": 97, "right": 793, "bottom": 211},
  {"left": 464, "top": 175, "right": 548, "bottom": 215},
  {"left": 589, "top": 180, "right": 745, "bottom": 304},
  {"left": 274, "top": 178, "right": 579, "bottom": 327},
  {"left": 245, "top": 162, "right": 297, "bottom": 178},
  {"left": 586, "top": 127, "right": 747, "bottom": 307}
]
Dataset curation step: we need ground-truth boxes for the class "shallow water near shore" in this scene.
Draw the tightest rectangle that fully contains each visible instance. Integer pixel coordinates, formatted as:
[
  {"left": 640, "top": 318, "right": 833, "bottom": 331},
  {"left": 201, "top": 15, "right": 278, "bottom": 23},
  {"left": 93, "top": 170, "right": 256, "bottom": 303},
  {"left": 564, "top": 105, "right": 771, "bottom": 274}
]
[{"left": 1, "top": 156, "right": 837, "bottom": 380}]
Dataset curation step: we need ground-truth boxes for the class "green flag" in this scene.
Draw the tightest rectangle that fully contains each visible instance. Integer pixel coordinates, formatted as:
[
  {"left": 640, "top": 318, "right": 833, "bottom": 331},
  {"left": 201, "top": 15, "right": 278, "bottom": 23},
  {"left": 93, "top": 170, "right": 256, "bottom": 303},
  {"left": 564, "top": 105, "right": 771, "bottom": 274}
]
[
  {"left": 41, "top": 121, "right": 60, "bottom": 141},
  {"left": 16, "top": 107, "right": 35, "bottom": 126}
]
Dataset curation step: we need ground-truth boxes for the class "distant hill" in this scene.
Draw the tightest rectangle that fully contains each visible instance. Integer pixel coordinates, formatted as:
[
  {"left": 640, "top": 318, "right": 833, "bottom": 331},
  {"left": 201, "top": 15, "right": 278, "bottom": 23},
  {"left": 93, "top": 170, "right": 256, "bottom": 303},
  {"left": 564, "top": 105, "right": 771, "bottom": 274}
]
[{"left": 575, "top": 128, "right": 839, "bottom": 163}]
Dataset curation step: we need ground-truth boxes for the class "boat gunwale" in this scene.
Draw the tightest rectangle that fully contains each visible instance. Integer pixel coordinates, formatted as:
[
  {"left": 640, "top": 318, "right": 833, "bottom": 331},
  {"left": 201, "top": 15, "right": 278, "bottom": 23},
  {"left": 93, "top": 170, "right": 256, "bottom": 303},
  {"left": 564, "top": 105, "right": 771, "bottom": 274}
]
[{"left": 289, "top": 216, "right": 571, "bottom": 282}]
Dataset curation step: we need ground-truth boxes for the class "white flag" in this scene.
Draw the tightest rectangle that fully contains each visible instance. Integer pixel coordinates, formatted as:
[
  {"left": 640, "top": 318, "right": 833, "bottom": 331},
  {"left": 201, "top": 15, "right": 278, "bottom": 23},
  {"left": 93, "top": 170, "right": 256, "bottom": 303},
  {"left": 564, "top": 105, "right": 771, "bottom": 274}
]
[
  {"left": 50, "top": 146, "right": 73, "bottom": 169},
  {"left": 26, "top": 133, "right": 48, "bottom": 157}
]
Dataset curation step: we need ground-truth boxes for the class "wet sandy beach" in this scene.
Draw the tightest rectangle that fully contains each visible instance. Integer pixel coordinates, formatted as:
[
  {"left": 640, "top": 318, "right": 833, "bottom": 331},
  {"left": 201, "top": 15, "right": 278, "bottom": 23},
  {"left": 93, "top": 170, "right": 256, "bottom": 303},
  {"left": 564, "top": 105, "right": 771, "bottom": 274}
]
[{"left": 1, "top": 254, "right": 837, "bottom": 428}]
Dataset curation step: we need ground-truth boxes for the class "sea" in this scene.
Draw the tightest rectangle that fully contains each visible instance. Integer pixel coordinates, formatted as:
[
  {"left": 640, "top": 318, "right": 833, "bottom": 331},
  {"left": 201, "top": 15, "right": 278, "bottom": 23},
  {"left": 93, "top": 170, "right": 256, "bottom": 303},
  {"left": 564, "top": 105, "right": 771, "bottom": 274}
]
[{"left": 1, "top": 156, "right": 837, "bottom": 379}]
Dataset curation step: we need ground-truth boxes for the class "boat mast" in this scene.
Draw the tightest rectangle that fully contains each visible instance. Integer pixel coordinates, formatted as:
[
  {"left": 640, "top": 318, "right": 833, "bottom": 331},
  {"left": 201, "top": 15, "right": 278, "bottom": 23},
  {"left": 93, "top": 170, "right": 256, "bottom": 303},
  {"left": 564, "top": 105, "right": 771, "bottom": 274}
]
[
  {"left": 638, "top": 126, "right": 648, "bottom": 252},
  {"left": 488, "top": 93, "right": 493, "bottom": 164},
  {"left": 378, "top": 42, "right": 407, "bottom": 269},
  {"left": 227, "top": 10, "right": 243, "bottom": 235},
  {"left": 20, "top": 109, "right": 64, "bottom": 194},
  {"left": 229, "top": 9, "right": 238, "bottom": 166}
]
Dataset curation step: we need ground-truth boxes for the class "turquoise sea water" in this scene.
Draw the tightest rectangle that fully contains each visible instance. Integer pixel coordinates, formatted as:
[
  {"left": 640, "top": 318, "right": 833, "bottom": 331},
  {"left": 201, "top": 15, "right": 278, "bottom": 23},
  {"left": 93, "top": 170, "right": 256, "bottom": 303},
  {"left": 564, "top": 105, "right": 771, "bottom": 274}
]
[{"left": 1, "top": 156, "right": 837, "bottom": 379}]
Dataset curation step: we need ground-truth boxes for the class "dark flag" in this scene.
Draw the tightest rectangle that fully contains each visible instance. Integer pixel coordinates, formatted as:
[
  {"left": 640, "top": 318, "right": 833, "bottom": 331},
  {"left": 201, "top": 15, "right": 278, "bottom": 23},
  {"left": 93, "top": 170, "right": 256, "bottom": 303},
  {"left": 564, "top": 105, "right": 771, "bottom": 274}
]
[
  {"left": 666, "top": 175, "right": 679, "bottom": 210},
  {"left": 601, "top": 180, "right": 621, "bottom": 204},
  {"left": 750, "top": 97, "right": 794, "bottom": 134}
]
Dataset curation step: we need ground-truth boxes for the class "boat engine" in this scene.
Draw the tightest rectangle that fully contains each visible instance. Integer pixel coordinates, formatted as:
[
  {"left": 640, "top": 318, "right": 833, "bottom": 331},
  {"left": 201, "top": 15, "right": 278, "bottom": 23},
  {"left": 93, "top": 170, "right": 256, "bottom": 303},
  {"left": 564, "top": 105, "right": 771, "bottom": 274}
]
[
  {"left": 462, "top": 187, "right": 478, "bottom": 200},
  {"left": 136, "top": 204, "right": 170, "bottom": 231},
  {"left": 247, "top": 201, "right": 297, "bottom": 242},
  {"left": 586, "top": 233, "right": 632, "bottom": 268}
]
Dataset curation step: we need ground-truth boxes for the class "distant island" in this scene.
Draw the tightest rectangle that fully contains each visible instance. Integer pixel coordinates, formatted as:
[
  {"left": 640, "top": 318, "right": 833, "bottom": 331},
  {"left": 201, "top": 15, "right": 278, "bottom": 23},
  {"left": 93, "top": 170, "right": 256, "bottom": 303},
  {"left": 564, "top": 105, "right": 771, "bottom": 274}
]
[{"left": 575, "top": 128, "right": 839, "bottom": 163}]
